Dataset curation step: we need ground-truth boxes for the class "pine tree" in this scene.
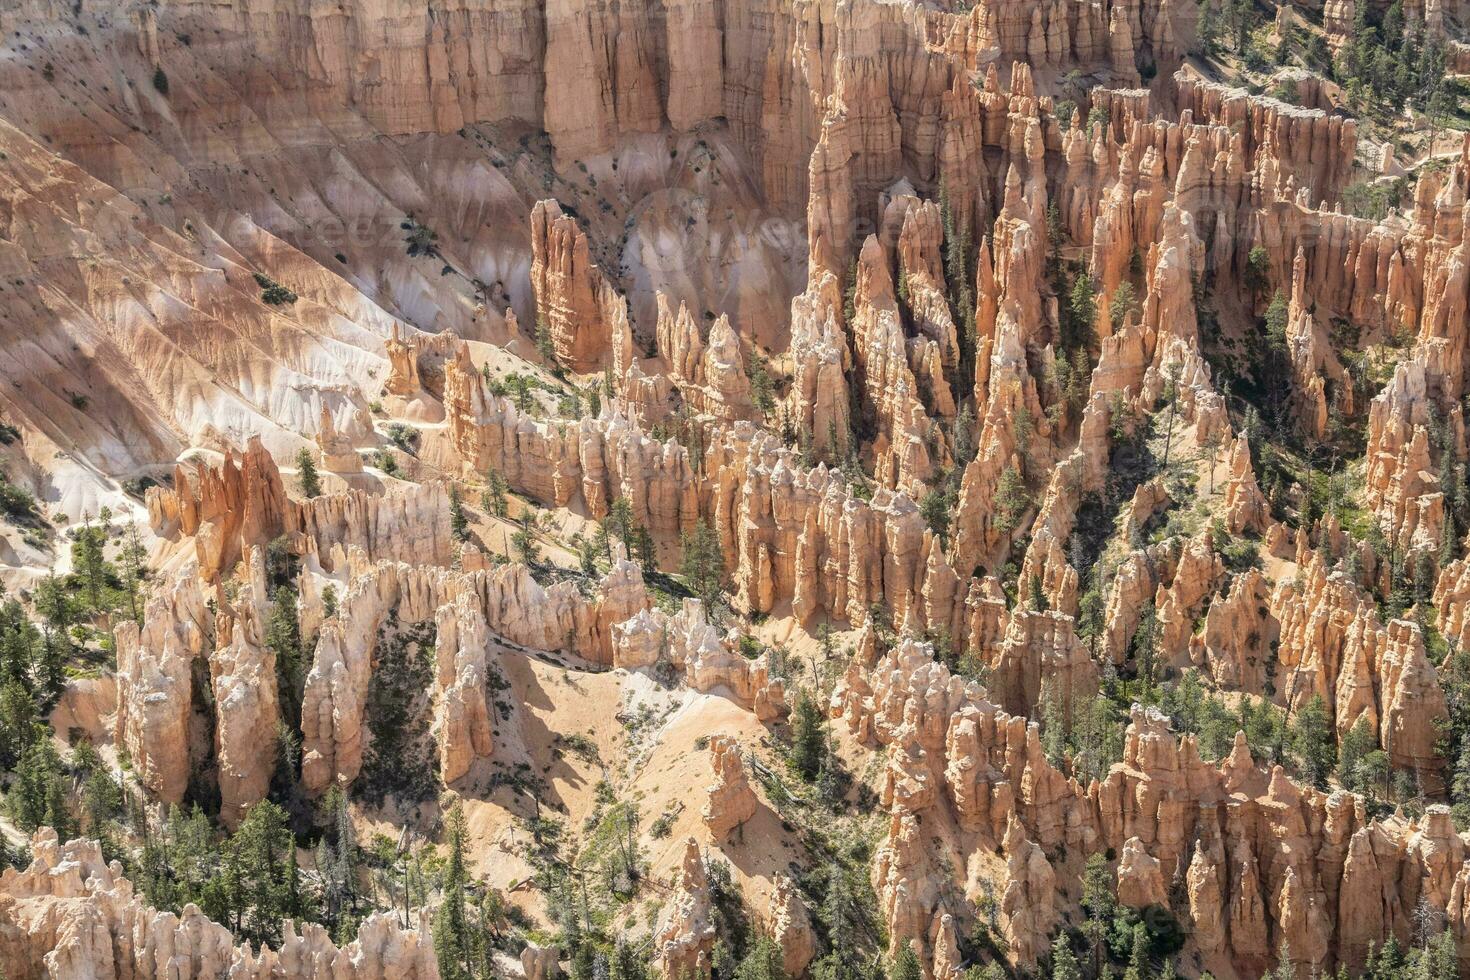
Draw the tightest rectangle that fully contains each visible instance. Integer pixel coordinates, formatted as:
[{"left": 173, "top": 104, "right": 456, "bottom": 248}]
[
  {"left": 119, "top": 522, "right": 148, "bottom": 625},
  {"left": 0, "top": 679, "right": 38, "bottom": 770},
  {"left": 535, "top": 316, "right": 558, "bottom": 371},
  {"left": 890, "top": 943, "right": 923, "bottom": 980},
  {"left": 920, "top": 488, "right": 953, "bottom": 544},
  {"left": 1420, "top": 928, "right": 1458, "bottom": 980},
  {"left": 1080, "top": 852, "right": 1116, "bottom": 976},
  {"left": 296, "top": 448, "right": 322, "bottom": 498},
  {"left": 1029, "top": 574, "right": 1049, "bottom": 612},
  {"left": 72, "top": 513, "right": 110, "bottom": 614},
  {"left": 734, "top": 935, "right": 787, "bottom": 980},
  {"left": 449, "top": 484, "right": 470, "bottom": 543},
  {"left": 606, "top": 497, "right": 635, "bottom": 552},
  {"left": 1264, "top": 290, "right": 1290, "bottom": 396},
  {"left": 1041, "top": 690, "right": 1068, "bottom": 767},
  {"left": 578, "top": 535, "right": 600, "bottom": 577},
  {"left": 1340, "top": 714, "right": 1378, "bottom": 793},
  {"left": 679, "top": 520, "right": 726, "bottom": 608},
  {"left": 435, "top": 805, "right": 473, "bottom": 980},
  {"left": 31, "top": 573, "right": 70, "bottom": 712},
  {"left": 1289, "top": 694, "right": 1336, "bottom": 790},
  {"left": 1414, "top": 547, "right": 1436, "bottom": 605},
  {"left": 267, "top": 587, "right": 305, "bottom": 729},
  {"left": 75, "top": 741, "right": 122, "bottom": 833},
  {"left": 994, "top": 466, "right": 1030, "bottom": 536},
  {"left": 8, "top": 739, "right": 70, "bottom": 836},
  {"left": 1131, "top": 602, "right": 1159, "bottom": 690},
  {"left": 789, "top": 690, "right": 826, "bottom": 781},
  {"left": 512, "top": 516, "right": 539, "bottom": 565},
  {"left": 1065, "top": 274, "right": 1096, "bottom": 352},
  {"left": 218, "top": 800, "right": 302, "bottom": 947},
  {"left": 1245, "top": 245, "right": 1271, "bottom": 297},
  {"left": 482, "top": 468, "right": 509, "bottom": 519},
  {"left": 319, "top": 787, "right": 357, "bottom": 935},
  {"left": 952, "top": 405, "right": 976, "bottom": 467},
  {"left": 1050, "top": 932, "right": 1082, "bottom": 980},
  {"left": 1196, "top": 0, "right": 1222, "bottom": 56},
  {"left": 627, "top": 524, "right": 656, "bottom": 570},
  {"left": 1123, "top": 921, "right": 1150, "bottom": 980},
  {"left": 1110, "top": 280, "right": 1138, "bottom": 331}
]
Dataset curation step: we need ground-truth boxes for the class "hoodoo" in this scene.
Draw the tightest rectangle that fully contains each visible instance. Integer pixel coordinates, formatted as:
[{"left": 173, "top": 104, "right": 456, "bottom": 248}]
[{"left": 0, "top": 2, "right": 1467, "bottom": 979}]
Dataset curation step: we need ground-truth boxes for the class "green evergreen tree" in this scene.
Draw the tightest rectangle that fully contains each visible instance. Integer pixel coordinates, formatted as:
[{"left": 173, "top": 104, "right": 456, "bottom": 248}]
[
  {"left": 789, "top": 690, "right": 827, "bottom": 781},
  {"left": 1245, "top": 245, "right": 1271, "bottom": 297},
  {"left": 1066, "top": 274, "right": 1097, "bottom": 351},
  {"left": 266, "top": 587, "right": 305, "bottom": 729},
  {"left": 1124, "top": 921, "right": 1150, "bottom": 980},
  {"left": 75, "top": 741, "right": 122, "bottom": 834},
  {"left": 994, "top": 466, "right": 1031, "bottom": 536},
  {"left": 535, "top": 316, "right": 558, "bottom": 370},
  {"left": 0, "top": 680, "right": 38, "bottom": 770},
  {"left": 606, "top": 497, "right": 635, "bottom": 552},
  {"left": 679, "top": 520, "right": 727, "bottom": 608},
  {"left": 72, "top": 513, "right": 110, "bottom": 614},
  {"left": 1050, "top": 932, "right": 1081, "bottom": 980},
  {"left": 890, "top": 943, "right": 922, "bottom": 980},
  {"left": 1029, "top": 574, "right": 1049, "bottom": 612},
  {"left": 449, "top": 484, "right": 470, "bottom": 543},
  {"left": 34, "top": 571, "right": 75, "bottom": 706},
  {"left": 296, "top": 448, "right": 322, "bottom": 498},
  {"left": 1080, "top": 853, "right": 1116, "bottom": 976},
  {"left": 1264, "top": 289, "right": 1290, "bottom": 396},
  {"left": 1414, "top": 547, "right": 1437, "bottom": 605},
  {"left": 734, "top": 935, "right": 787, "bottom": 980},
  {"left": 511, "top": 516, "right": 539, "bottom": 565},
  {"left": 8, "top": 739, "right": 70, "bottom": 837},
  {"left": 952, "top": 405, "right": 976, "bottom": 467},
  {"left": 1289, "top": 694, "right": 1336, "bottom": 790},
  {"left": 435, "top": 805, "right": 473, "bottom": 980},
  {"left": 627, "top": 524, "right": 656, "bottom": 570},
  {"left": 119, "top": 522, "right": 148, "bottom": 625},
  {"left": 920, "top": 488, "right": 953, "bottom": 544},
  {"left": 482, "top": 468, "right": 509, "bottom": 519},
  {"left": 210, "top": 800, "right": 305, "bottom": 947},
  {"left": 1110, "top": 280, "right": 1138, "bottom": 331},
  {"left": 1196, "top": 0, "right": 1222, "bottom": 56}
]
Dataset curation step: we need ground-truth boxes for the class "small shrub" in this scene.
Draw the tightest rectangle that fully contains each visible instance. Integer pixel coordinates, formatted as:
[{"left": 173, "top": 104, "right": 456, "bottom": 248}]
[
  {"left": 253, "top": 272, "right": 298, "bottom": 306},
  {"left": 650, "top": 810, "right": 676, "bottom": 839},
  {"left": 385, "top": 422, "right": 418, "bottom": 453}
]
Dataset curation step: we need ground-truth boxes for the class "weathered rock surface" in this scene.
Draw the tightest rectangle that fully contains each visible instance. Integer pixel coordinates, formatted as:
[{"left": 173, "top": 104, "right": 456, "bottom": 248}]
[
  {"left": 653, "top": 839, "right": 717, "bottom": 980},
  {"left": 12, "top": 2, "right": 1470, "bottom": 978},
  {"left": 769, "top": 875, "right": 817, "bottom": 978},
  {"left": 531, "top": 200, "right": 627, "bottom": 374},
  {"left": 702, "top": 736, "right": 757, "bottom": 840},
  {"left": 0, "top": 831, "right": 439, "bottom": 980},
  {"left": 656, "top": 297, "right": 755, "bottom": 421}
]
